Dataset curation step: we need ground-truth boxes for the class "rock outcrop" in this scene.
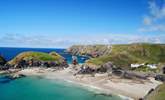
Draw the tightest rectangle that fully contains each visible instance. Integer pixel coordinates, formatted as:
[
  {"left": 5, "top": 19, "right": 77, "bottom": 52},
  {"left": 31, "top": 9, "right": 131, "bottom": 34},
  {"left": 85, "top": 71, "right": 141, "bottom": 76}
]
[
  {"left": 67, "top": 45, "right": 112, "bottom": 57},
  {"left": 78, "top": 62, "right": 148, "bottom": 80}
]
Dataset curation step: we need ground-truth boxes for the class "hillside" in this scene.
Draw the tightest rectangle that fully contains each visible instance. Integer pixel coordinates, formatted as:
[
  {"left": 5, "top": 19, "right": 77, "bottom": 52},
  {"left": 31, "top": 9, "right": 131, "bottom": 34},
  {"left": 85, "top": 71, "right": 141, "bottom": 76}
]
[
  {"left": 145, "top": 83, "right": 165, "bottom": 100},
  {"left": 67, "top": 45, "right": 112, "bottom": 57},
  {"left": 8, "top": 51, "right": 65, "bottom": 65},
  {"left": 83, "top": 43, "right": 165, "bottom": 69}
]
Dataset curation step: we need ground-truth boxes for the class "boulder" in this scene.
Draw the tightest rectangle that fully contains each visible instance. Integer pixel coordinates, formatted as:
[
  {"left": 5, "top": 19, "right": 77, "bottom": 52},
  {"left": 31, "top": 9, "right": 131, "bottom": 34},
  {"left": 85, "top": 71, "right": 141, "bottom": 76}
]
[
  {"left": 78, "top": 64, "right": 95, "bottom": 74},
  {"left": 101, "top": 62, "right": 114, "bottom": 72},
  {"left": 155, "top": 74, "right": 165, "bottom": 82}
]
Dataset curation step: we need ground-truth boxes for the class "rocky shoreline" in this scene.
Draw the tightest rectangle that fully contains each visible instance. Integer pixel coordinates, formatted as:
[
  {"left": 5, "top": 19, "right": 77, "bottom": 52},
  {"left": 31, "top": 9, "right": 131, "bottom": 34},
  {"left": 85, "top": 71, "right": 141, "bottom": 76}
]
[
  {"left": 0, "top": 44, "right": 165, "bottom": 100},
  {"left": 9, "top": 66, "right": 160, "bottom": 100},
  {"left": 0, "top": 63, "right": 162, "bottom": 100}
]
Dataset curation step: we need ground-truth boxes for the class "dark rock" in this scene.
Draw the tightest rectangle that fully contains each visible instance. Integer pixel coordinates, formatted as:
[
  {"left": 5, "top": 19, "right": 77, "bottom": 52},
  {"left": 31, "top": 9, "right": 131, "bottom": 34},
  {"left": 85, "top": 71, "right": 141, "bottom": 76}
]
[
  {"left": 9, "top": 74, "right": 26, "bottom": 79},
  {"left": 100, "top": 62, "right": 114, "bottom": 72},
  {"left": 94, "top": 93, "right": 112, "bottom": 97},
  {"left": 0, "top": 74, "right": 26, "bottom": 84},
  {"left": 78, "top": 64, "right": 95, "bottom": 74},
  {"left": 163, "top": 66, "right": 165, "bottom": 74},
  {"left": 0, "top": 55, "right": 6, "bottom": 66},
  {"left": 0, "top": 65, "right": 9, "bottom": 70},
  {"left": 123, "top": 71, "right": 147, "bottom": 79},
  {"left": 112, "top": 70, "right": 148, "bottom": 79},
  {"left": 112, "top": 70, "right": 123, "bottom": 76},
  {"left": 0, "top": 76, "right": 11, "bottom": 84},
  {"left": 155, "top": 74, "right": 165, "bottom": 82}
]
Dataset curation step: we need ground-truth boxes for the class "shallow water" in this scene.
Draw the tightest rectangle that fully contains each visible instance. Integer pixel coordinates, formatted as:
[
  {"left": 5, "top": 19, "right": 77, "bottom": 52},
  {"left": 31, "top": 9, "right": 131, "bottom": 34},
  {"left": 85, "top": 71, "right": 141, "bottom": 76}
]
[{"left": 0, "top": 76, "right": 121, "bottom": 100}]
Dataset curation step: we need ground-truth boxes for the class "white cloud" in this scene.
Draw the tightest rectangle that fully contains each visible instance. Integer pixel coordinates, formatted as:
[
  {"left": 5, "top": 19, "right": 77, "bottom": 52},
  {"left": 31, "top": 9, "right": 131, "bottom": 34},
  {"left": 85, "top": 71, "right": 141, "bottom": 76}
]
[
  {"left": 139, "top": 0, "right": 165, "bottom": 32},
  {"left": 149, "top": 0, "right": 165, "bottom": 19},
  {"left": 0, "top": 33, "right": 165, "bottom": 48},
  {"left": 139, "top": 24, "right": 165, "bottom": 32}
]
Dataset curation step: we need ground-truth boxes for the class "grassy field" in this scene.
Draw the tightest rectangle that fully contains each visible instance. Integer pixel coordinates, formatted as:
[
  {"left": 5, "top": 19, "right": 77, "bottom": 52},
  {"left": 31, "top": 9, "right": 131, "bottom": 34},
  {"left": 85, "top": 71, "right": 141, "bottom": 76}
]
[
  {"left": 146, "top": 83, "right": 165, "bottom": 100},
  {"left": 87, "top": 43, "right": 165, "bottom": 69}
]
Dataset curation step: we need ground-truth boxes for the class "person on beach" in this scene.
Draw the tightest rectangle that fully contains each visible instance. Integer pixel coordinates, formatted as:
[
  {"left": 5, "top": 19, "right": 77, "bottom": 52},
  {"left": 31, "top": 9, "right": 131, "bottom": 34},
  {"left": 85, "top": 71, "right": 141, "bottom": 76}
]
[{"left": 72, "top": 55, "right": 78, "bottom": 65}]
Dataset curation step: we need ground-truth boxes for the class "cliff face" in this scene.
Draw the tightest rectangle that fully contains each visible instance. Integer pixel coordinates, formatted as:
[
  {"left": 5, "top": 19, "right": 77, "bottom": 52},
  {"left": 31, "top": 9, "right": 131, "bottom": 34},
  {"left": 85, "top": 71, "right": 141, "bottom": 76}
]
[
  {"left": 0, "top": 56, "right": 6, "bottom": 65},
  {"left": 67, "top": 45, "right": 112, "bottom": 57},
  {"left": 68, "top": 43, "right": 165, "bottom": 69}
]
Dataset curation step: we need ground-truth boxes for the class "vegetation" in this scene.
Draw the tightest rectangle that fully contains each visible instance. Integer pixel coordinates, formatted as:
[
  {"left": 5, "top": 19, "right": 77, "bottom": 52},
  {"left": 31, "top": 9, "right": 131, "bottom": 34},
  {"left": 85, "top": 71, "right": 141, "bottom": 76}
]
[
  {"left": 87, "top": 43, "right": 165, "bottom": 69},
  {"left": 146, "top": 83, "right": 165, "bottom": 100},
  {"left": 49, "top": 51, "right": 64, "bottom": 60},
  {"left": 8, "top": 51, "right": 64, "bottom": 65}
]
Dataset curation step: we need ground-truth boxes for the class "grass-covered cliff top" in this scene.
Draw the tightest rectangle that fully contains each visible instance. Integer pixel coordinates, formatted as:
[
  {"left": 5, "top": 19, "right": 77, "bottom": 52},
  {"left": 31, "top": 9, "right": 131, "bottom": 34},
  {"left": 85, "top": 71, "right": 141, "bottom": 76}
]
[
  {"left": 86, "top": 43, "right": 165, "bottom": 69},
  {"left": 8, "top": 51, "right": 64, "bottom": 65},
  {"left": 146, "top": 83, "right": 165, "bottom": 100}
]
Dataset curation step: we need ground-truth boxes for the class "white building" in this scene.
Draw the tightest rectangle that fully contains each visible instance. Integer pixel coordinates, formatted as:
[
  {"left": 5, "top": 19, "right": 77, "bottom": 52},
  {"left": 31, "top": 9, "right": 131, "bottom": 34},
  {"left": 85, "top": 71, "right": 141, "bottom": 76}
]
[
  {"left": 131, "top": 63, "right": 157, "bottom": 69},
  {"left": 131, "top": 64, "right": 141, "bottom": 68},
  {"left": 147, "top": 64, "right": 157, "bottom": 69}
]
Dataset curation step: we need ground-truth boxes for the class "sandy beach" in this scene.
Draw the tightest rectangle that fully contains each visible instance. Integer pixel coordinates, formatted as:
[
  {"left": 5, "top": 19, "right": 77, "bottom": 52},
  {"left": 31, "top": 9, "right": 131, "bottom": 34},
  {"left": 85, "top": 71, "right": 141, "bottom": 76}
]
[{"left": 17, "top": 65, "right": 162, "bottom": 100}]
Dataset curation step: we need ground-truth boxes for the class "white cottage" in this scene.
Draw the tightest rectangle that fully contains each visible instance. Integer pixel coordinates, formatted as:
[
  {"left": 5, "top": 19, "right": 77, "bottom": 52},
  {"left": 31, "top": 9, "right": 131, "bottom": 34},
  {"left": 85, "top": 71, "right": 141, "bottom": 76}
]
[{"left": 147, "top": 64, "right": 157, "bottom": 69}]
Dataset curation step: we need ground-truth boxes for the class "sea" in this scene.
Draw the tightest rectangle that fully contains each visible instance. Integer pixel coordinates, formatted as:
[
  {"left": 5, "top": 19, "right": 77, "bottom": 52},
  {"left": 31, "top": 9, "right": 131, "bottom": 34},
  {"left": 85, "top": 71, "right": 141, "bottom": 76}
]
[
  {"left": 0, "top": 47, "right": 122, "bottom": 100},
  {"left": 0, "top": 47, "right": 88, "bottom": 63}
]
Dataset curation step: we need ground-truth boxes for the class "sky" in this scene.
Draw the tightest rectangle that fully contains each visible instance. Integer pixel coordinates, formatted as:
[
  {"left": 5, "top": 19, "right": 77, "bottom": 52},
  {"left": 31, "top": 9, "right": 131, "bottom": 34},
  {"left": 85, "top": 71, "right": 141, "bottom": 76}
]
[{"left": 0, "top": 0, "right": 165, "bottom": 48}]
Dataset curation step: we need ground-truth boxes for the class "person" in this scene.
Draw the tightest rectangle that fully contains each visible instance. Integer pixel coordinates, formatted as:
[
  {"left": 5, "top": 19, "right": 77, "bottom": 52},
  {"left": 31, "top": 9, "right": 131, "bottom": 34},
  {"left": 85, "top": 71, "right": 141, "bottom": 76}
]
[{"left": 72, "top": 55, "right": 78, "bottom": 65}]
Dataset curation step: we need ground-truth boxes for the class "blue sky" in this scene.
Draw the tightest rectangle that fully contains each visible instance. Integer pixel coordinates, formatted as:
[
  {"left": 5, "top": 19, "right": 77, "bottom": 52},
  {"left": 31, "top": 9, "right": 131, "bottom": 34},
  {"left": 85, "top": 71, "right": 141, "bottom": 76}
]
[{"left": 0, "top": 0, "right": 165, "bottom": 48}]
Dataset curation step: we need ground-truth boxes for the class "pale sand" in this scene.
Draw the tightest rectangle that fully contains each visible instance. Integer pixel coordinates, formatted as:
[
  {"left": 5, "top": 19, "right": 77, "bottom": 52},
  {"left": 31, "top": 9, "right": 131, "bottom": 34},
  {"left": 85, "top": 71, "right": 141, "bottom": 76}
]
[{"left": 17, "top": 67, "right": 162, "bottom": 100}]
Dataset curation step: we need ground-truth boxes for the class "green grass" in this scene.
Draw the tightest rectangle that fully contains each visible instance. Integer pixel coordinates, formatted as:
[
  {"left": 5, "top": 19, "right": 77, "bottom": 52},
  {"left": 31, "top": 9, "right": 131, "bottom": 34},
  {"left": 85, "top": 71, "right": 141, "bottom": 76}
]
[
  {"left": 146, "top": 83, "right": 165, "bottom": 100},
  {"left": 9, "top": 51, "right": 63, "bottom": 65},
  {"left": 87, "top": 43, "right": 165, "bottom": 69}
]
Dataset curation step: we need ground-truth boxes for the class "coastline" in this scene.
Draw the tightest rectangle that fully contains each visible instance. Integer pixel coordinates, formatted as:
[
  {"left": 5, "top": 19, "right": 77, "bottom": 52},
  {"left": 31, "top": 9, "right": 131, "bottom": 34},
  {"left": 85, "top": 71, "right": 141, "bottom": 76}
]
[{"left": 15, "top": 65, "right": 162, "bottom": 100}]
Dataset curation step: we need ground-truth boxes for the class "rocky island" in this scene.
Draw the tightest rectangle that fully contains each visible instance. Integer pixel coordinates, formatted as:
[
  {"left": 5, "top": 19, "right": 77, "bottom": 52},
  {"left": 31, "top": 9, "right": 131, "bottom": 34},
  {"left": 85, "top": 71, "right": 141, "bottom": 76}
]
[{"left": 8, "top": 51, "right": 68, "bottom": 68}]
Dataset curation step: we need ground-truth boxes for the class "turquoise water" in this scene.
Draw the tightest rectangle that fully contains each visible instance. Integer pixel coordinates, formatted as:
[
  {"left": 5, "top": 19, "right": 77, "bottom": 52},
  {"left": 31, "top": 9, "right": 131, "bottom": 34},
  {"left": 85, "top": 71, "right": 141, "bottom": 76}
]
[{"left": 0, "top": 76, "right": 121, "bottom": 100}]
